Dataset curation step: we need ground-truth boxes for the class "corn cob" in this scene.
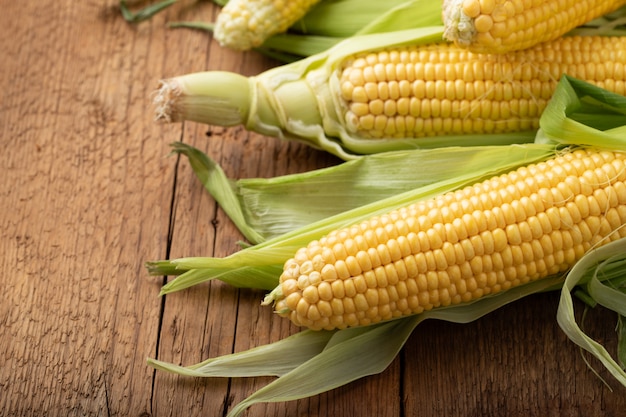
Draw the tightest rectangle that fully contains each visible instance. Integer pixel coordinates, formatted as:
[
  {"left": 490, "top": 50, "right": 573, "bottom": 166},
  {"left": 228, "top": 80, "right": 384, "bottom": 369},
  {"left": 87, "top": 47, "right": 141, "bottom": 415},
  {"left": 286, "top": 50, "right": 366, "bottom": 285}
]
[
  {"left": 263, "top": 148, "right": 626, "bottom": 330},
  {"left": 214, "top": 0, "right": 322, "bottom": 50},
  {"left": 154, "top": 28, "right": 626, "bottom": 159},
  {"left": 442, "top": 0, "right": 626, "bottom": 54},
  {"left": 338, "top": 36, "right": 626, "bottom": 139}
]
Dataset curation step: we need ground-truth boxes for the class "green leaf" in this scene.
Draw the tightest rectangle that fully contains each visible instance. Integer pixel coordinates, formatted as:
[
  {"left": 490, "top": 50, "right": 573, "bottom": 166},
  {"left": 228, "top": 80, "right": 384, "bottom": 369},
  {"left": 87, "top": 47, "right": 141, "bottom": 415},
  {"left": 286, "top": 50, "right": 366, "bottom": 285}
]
[
  {"left": 586, "top": 266, "right": 626, "bottom": 316},
  {"left": 225, "top": 317, "right": 422, "bottom": 417},
  {"left": 537, "top": 76, "right": 626, "bottom": 150},
  {"left": 151, "top": 271, "right": 565, "bottom": 416},
  {"left": 557, "top": 238, "right": 626, "bottom": 386},
  {"left": 618, "top": 315, "right": 626, "bottom": 369},
  {"left": 169, "top": 142, "right": 263, "bottom": 244},
  {"left": 255, "top": 34, "right": 342, "bottom": 62},
  {"left": 174, "top": 142, "right": 556, "bottom": 245},
  {"left": 291, "top": 0, "right": 441, "bottom": 38},
  {"left": 148, "top": 329, "right": 335, "bottom": 377},
  {"left": 155, "top": 264, "right": 282, "bottom": 294},
  {"left": 119, "top": 0, "right": 177, "bottom": 23},
  {"left": 354, "top": 0, "right": 442, "bottom": 36}
]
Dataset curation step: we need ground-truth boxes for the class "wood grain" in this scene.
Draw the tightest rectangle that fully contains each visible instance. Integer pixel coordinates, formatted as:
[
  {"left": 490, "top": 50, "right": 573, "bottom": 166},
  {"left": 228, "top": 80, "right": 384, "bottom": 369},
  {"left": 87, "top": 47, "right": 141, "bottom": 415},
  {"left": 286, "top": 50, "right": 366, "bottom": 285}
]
[{"left": 0, "top": 1, "right": 624, "bottom": 416}]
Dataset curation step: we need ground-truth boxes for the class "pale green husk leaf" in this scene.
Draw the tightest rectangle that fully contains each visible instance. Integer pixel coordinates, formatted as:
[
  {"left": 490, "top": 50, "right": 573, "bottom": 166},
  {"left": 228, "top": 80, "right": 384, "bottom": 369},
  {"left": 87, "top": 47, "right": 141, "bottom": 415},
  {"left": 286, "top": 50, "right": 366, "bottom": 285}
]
[
  {"left": 169, "top": 142, "right": 555, "bottom": 245},
  {"left": 149, "top": 272, "right": 565, "bottom": 417},
  {"left": 148, "top": 329, "right": 334, "bottom": 377},
  {"left": 291, "top": 0, "right": 442, "bottom": 38},
  {"left": 171, "top": 0, "right": 443, "bottom": 62},
  {"left": 537, "top": 76, "right": 626, "bottom": 148},
  {"left": 557, "top": 239, "right": 626, "bottom": 386}
]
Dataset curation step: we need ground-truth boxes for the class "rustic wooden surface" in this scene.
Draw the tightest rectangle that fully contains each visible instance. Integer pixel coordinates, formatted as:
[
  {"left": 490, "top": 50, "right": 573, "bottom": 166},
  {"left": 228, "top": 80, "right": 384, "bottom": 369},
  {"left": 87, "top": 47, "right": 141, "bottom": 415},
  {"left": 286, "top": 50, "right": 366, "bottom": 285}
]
[{"left": 1, "top": 1, "right": 625, "bottom": 416}]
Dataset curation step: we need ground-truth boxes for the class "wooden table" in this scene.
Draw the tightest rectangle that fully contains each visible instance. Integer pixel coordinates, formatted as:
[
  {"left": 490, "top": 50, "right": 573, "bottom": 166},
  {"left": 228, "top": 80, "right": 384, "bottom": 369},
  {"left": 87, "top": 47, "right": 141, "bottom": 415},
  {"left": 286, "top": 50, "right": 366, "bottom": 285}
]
[{"left": 2, "top": 1, "right": 625, "bottom": 416}]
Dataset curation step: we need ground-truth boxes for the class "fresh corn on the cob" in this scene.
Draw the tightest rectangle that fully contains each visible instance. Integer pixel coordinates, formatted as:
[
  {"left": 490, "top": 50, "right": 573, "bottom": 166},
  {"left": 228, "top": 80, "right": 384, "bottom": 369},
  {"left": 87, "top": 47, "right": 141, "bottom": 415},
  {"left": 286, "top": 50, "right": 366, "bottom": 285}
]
[
  {"left": 154, "top": 28, "right": 626, "bottom": 159},
  {"left": 338, "top": 36, "right": 626, "bottom": 139},
  {"left": 214, "top": 0, "right": 322, "bottom": 50},
  {"left": 442, "top": 0, "right": 626, "bottom": 53},
  {"left": 263, "top": 148, "right": 626, "bottom": 330}
]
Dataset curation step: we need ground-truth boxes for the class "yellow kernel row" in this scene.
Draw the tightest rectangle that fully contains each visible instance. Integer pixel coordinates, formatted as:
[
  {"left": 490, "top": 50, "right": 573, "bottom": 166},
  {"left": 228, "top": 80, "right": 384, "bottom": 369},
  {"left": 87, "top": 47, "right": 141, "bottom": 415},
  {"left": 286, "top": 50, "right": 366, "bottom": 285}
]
[
  {"left": 447, "top": 0, "right": 626, "bottom": 53},
  {"left": 336, "top": 37, "right": 626, "bottom": 139},
  {"left": 270, "top": 149, "right": 626, "bottom": 330},
  {"left": 343, "top": 79, "right": 560, "bottom": 103}
]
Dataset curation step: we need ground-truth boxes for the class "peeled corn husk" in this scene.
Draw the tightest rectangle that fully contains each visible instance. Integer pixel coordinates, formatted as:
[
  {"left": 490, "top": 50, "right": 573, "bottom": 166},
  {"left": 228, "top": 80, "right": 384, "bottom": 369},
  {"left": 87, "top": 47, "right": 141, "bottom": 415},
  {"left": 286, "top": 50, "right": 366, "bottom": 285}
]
[{"left": 154, "top": 26, "right": 539, "bottom": 160}]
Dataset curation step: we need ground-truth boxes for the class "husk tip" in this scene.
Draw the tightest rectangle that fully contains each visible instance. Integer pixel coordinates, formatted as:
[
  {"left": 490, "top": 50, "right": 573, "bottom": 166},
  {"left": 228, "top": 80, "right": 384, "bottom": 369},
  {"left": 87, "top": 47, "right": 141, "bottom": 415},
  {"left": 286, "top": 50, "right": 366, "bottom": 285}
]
[{"left": 153, "top": 78, "right": 183, "bottom": 123}]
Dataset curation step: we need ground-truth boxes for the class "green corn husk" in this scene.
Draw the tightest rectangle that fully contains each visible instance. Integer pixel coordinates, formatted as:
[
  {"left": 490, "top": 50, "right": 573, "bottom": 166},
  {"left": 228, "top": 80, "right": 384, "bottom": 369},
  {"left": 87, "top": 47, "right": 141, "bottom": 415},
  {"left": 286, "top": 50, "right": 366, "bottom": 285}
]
[
  {"left": 147, "top": 78, "right": 626, "bottom": 416},
  {"left": 171, "top": 0, "right": 444, "bottom": 61},
  {"left": 557, "top": 240, "right": 626, "bottom": 387},
  {"left": 169, "top": 141, "right": 557, "bottom": 244}
]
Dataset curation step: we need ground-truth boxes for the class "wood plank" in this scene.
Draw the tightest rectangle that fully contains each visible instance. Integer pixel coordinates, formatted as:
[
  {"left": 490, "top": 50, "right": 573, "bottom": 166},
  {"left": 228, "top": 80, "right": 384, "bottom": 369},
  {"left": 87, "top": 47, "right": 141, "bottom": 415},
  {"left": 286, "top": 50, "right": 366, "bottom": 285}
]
[
  {"left": 1, "top": 0, "right": 176, "bottom": 415},
  {"left": 403, "top": 292, "right": 626, "bottom": 417},
  {"left": 155, "top": 126, "right": 402, "bottom": 416},
  {"left": 1, "top": 1, "right": 624, "bottom": 417}
]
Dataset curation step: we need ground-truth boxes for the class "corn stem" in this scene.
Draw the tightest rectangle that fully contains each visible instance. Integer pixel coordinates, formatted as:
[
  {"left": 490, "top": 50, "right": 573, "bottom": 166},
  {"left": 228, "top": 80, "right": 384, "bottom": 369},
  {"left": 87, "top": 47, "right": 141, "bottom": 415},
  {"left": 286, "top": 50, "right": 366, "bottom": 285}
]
[
  {"left": 154, "top": 71, "right": 256, "bottom": 126},
  {"left": 120, "top": 0, "right": 177, "bottom": 23}
]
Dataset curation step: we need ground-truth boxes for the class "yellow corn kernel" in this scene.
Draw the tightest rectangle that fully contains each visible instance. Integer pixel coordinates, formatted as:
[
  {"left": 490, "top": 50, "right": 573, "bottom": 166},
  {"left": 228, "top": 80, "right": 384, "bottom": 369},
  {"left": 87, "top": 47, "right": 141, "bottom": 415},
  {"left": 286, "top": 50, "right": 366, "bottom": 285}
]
[
  {"left": 214, "top": 0, "right": 322, "bottom": 50},
  {"left": 442, "top": 0, "right": 626, "bottom": 53},
  {"left": 339, "top": 36, "right": 626, "bottom": 139},
  {"left": 269, "top": 149, "right": 626, "bottom": 330}
]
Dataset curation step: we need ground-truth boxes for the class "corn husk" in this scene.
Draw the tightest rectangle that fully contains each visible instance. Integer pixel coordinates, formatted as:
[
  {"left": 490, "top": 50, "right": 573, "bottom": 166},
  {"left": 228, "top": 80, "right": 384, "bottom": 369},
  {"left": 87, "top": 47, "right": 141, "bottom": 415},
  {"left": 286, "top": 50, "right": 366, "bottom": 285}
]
[
  {"left": 557, "top": 240, "right": 626, "bottom": 387},
  {"left": 170, "top": 0, "right": 443, "bottom": 61},
  {"left": 168, "top": 141, "right": 555, "bottom": 245},
  {"left": 537, "top": 76, "right": 626, "bottom": 148},
  {"left": 147, "top": 77, "right": 626, "bottom": 416}
]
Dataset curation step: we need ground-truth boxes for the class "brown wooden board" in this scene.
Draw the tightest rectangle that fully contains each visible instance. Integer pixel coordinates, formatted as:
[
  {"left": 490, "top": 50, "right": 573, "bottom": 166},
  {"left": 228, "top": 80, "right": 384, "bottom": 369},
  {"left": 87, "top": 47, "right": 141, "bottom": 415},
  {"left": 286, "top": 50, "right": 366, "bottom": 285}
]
[{"left": 1, "top": 1, "right": 624, "bottom": 416}]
